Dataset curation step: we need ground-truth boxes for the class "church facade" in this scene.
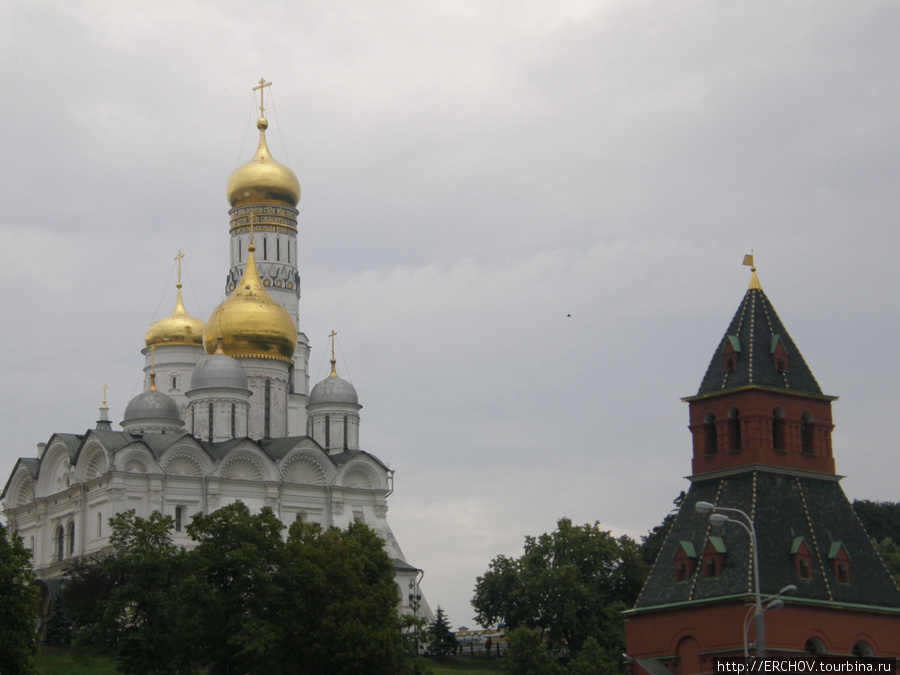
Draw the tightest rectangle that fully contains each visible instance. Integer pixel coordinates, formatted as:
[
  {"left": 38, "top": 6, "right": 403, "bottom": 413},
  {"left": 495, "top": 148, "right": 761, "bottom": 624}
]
[
  {"left": 1, "top": 83, "right": 430, "bottom": 622},
  {"left": 624, "top": 264, "right": 900, "bottom": 672}
]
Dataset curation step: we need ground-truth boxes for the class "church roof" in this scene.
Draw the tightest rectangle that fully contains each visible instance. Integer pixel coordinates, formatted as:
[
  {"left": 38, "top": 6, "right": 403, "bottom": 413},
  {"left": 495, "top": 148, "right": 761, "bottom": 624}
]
[
  {"left": 689, "top": 277, "right": 827, "bottom": 400},
  {"left": 630, "top": 470, "right": 900, "bottom": 613}
]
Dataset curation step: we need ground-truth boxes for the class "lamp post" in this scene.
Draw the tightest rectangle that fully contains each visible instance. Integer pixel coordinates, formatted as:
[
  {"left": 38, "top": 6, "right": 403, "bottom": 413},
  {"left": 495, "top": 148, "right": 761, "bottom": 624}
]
[
  {"left": 695, "top": 501, "right": 767, "bottom": 659},
  {"left": 741, "top": 586, "right": 796, "bottom": 658}
]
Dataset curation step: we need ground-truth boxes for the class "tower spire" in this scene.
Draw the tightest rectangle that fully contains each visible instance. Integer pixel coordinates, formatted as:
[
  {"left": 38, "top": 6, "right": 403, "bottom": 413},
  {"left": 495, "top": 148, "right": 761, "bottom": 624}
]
[{"left": 743, "top": 251, "right": 761, "bottom": 290}]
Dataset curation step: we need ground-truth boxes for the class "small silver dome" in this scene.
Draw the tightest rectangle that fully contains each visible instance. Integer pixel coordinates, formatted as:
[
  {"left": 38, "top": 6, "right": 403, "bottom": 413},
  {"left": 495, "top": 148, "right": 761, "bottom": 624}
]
[
  {"left": 190, "top": 352, "right": 248, "bottom": 390},
  {"left": 309, "top": 375, "right": 359, "bottom": 405},
  {"left": 123, "top": 389, "right": 181, "bottom": 422}
]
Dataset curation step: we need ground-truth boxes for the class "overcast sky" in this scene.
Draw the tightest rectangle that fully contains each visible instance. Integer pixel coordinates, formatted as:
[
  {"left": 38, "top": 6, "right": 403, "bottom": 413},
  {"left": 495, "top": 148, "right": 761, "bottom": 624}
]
[{"left": 2, "top": 1, "right": 899, "bottom": 628}]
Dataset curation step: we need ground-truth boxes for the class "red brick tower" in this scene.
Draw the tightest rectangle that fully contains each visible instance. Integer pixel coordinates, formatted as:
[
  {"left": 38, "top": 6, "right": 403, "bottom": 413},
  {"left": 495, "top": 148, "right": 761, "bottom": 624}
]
[{"left": 624, "top": 263, "right": 900, "bottom": 673}]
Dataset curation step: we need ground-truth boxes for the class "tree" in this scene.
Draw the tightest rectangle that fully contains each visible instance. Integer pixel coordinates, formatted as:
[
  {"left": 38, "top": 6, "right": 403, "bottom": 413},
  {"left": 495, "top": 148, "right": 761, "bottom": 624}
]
[
  {"left": 85, "top": 510, "right": 198, "bottom": 675},
  {"left": 640, "top": 512, "right": 675, "bottom": 566},
  {"left": 267, "top": 519, "right": 407, "bottom": 674},
  {"left": 502, "top": 627, "right": 565, "bottom": 675},
  {"left": 425, "top": 606, "right": 458, "bottom": 658},
  {"left": 853, "top": 500, "right": 900, "bottom": 545},
  {"left": 0, "top": 523, "right": 41, "bottom": 675},
  {"left": 473, "top": 518, "right": 646, "bottom": 664},
  {"left": 185, "top": 502, "right": 285, "bottom": 675}
]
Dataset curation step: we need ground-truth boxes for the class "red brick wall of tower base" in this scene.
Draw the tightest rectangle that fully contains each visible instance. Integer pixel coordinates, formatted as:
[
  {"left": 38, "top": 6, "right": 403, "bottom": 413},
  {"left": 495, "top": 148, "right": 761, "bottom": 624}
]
[{"left": 625, "top": 601, "right": 900, "bottom": 674}]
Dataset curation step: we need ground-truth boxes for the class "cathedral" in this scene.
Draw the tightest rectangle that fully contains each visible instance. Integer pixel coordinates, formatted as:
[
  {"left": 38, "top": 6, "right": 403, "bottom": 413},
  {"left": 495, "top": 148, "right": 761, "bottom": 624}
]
[
  {"left": 624, "top": 262, "right": 900, "bottom": 671},
  {"left": 0, "top": 81, "right": 430, "bottom": 623}
]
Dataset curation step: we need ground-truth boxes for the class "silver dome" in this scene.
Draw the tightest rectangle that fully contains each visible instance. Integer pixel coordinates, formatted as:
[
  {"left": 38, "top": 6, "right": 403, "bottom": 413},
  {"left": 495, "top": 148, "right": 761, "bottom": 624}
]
[
  {"left": 190, "top": 352, "right": 248, "bottom": 390},
  {"left": 123, "top": 389, "right": 182, "bottom": 422},
  {"left": 309, "top": 375, "right": 359, "bottom": 405}
]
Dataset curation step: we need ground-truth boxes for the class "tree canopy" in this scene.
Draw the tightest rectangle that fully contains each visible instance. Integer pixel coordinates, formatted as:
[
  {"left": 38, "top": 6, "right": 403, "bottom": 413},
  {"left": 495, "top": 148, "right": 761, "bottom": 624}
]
[
  {"left": 472, "top": 518, "right": 646, "bottom": 664},
  {"left": 67, "top": 504, "right": 416, "bottom": 675},
  {"left": 0, "top": 523, "right": 40, "bottom": 675}
]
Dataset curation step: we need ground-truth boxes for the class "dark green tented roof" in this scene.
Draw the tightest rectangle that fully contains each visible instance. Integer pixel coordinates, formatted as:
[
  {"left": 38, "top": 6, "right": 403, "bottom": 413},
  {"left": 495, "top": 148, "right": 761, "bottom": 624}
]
[
  {"left": 631, "top": 470, "right": 900, "bottom": 612},
  {"left": 693, "top": 285, "right": 824, "bottom": 398}
]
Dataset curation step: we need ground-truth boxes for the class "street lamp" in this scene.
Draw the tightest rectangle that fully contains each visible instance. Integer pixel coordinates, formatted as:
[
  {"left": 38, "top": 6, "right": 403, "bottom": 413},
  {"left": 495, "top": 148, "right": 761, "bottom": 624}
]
[
  {"left": 695, "top": 501, "right": 768, "bottom": 659},
  {"left": 741, "top": 586, "right": 796, "bottom": 658}
]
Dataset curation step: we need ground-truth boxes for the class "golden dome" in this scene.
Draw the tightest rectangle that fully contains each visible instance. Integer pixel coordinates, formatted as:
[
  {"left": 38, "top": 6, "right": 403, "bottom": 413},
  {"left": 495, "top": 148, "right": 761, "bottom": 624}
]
[
  {"left": 145, "top": 285, "right": 205, "bottom": 348},
  {"left": 226, "top": 117, "right": 300, "bottom": 208},
  {"left": 203, "top": 246, "right": 297, "bottom": 362}
]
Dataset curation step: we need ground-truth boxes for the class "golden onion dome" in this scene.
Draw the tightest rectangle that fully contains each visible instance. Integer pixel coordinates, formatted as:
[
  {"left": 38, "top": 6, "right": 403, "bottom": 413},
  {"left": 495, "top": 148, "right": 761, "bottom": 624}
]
[
  {"left": 203, "top": 246, "right": 297, "bottom": 362},
  {"left": 145, "top": 285, "right": 205, "bottom": 348},
  {"left": 226, "top": 117, "right": 300, "bottom": 208}
]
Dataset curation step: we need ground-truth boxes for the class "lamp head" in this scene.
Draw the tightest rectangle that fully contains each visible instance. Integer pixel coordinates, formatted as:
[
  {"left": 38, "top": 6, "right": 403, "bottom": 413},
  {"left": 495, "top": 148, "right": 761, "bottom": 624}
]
[{"left": 695, "top": 501, "right": 716, "bottom": 515}]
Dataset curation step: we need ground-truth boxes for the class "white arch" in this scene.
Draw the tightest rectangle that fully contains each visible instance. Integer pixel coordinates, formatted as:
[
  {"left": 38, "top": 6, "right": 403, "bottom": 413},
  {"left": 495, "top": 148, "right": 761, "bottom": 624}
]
[{"left": 281, "top": 453, "right": 329, "bottom": 485}]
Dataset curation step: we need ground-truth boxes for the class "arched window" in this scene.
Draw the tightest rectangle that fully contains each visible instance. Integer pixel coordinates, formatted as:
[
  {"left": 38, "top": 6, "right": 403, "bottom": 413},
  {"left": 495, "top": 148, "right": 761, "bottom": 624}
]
[
  {"left": 773, "top": 408, "right": 786, "bottom": 450},
  {"left": 703, "top": 413, "right": 717, "bottom": 455},
  {"left": 343, "top": 415, "right": 349, "bottom": 451},
  {"left": 805, "top": 638, "right": 826, "bottom": 655},
  {"left": 704, "top": 557, "right": 718, "bottom": 578},
  {"left": 97, "top": 512, "right": 102, "bottom": 537},
  {"left": 727, "top": 409, "right": 741, "bottom": 451},
  {"left": 325, "top": 414, "right": 331, "bottom": 448},
  {"left": 801, "top": 413, "right": 815, "bottom": 454},
  {"left": 264, "top": 380, "right": 271, "bottom": 439},
  {"left": 66, "top": 521, "right": 75, "bottom": 557},
  {"left": 231, "top": 403, "right": 236, "bottom": 438},
  {"left": 852, "top": 642, "right": 874, "bottom": 657},
  {"left": 175, "top": 506, "right": 183, "bottom": 533},
  {"left": 56, "top": 526, "right": 65, "bottom": 561},
  {"left": 208, "top": 403, "right": 214, "bottom": 442},
  {"left": 675, "top": 562, "right": 688, "bottom": 582}
]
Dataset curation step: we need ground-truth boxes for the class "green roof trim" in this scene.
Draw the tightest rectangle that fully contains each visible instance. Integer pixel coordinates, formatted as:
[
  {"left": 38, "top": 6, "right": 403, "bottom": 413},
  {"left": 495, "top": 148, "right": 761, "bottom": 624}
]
[
  {"left": 623, "top": 594, "right": 900, "bottom": 617},
  {"left": 828, "top": 541, "right": 847, "bottom": 559},
  {"left": 708, "top": 536, "right": 726, "bottom": 554},
  {"left": 791, "top": 536, "right": 808, "bottom": 555},
  {"left": 726, "top": 335, "right": 741, "bottom": 352},
  {"left": 678, "top": 541, "right": 697, "bottom": 558}
]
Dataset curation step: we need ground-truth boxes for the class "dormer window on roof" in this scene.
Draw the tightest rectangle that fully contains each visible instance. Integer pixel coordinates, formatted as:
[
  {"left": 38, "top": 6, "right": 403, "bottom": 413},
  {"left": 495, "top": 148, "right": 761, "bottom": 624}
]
[
  {"left": 722, "top": 335, "right": 740, "bottom": 371},
  {"left": 771, "top": 335, "right": 788, "bottom": 372},
  {"left": 673, "top": 541, "right": 697, "bottom": 582},
  {"left": 702, "top": 536, "right": 726, "bottom": 578},
  {"left": 828, "top": 542, "right": 850, "bottom": 584},
  {"left": 791, "top": 536, "right": 813, "bottom": 580}
]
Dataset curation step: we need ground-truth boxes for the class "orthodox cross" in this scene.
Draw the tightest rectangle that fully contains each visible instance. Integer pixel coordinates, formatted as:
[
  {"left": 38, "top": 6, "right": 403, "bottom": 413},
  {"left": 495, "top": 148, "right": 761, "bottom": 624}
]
[
  {"left": 253, "top": 78, "right": 272, "bottom": 118},
  {"left": 329, "top": 330, "right": 338, "bottom": 377},
  {"left": 101, "top": 384, "right": 108, "bottom": 408},
  {"left": 174, "top": 250, "right": 184, "bottom": 288}
]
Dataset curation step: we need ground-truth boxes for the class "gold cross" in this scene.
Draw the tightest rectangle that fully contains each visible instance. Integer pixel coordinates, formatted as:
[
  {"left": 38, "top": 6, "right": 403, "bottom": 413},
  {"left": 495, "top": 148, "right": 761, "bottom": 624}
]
[
  {"left": 102, "top": 384, "right": 108, "bottom": 407},
  {"left": 252, "top": 78, "right": 272, "bottom": 118},
  {"left": 174, "top": 250, "right": 184, "bottom": 287},
  {"left": 329, "top": 330, "right": 337, "bottom": 361}
]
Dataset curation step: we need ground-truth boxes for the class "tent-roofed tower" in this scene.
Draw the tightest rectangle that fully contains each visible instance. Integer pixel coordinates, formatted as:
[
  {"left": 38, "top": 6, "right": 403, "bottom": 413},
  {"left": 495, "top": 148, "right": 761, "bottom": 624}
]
[
  {"left": 225, "top": 78, "right": 310, "bottom": 436},
  {"left": 624, "top": 260, "right": 900, "bottom": 671}
]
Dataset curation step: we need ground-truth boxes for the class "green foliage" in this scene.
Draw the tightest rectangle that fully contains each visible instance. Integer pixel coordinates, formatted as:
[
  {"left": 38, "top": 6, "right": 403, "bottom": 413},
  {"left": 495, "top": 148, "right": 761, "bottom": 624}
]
[
  {"left": 63, "top": 503, "right": 414, "bottom": 675},
  {"left": 567, "top": 636, "right": 621, "bottom": 674},
  {"left": 426, "top": 606, "right": 459, "bottom": 657},
  {"left": 639, "top": 512, "right": 675, "bottom": 566},
  {"left": 80, "top": 511, "right": 198, "bottom": 675},
  {"left": 0, "top": 523, "right": 41, "bottom": 675},
  {"left": 473, "top": 518, "right": 646, "bottom": 664},
  {"left": 853, "top": 500, "right": 900, "bottom": 545},
  {"left": 502, "top": 627, "right": 565, "bottom": 675},
  {"left": 44, "top": 595, "right": 72, "bottom": 646},
  {"left": 874, "top": 537, "right": 900, "bottom": 586}
]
